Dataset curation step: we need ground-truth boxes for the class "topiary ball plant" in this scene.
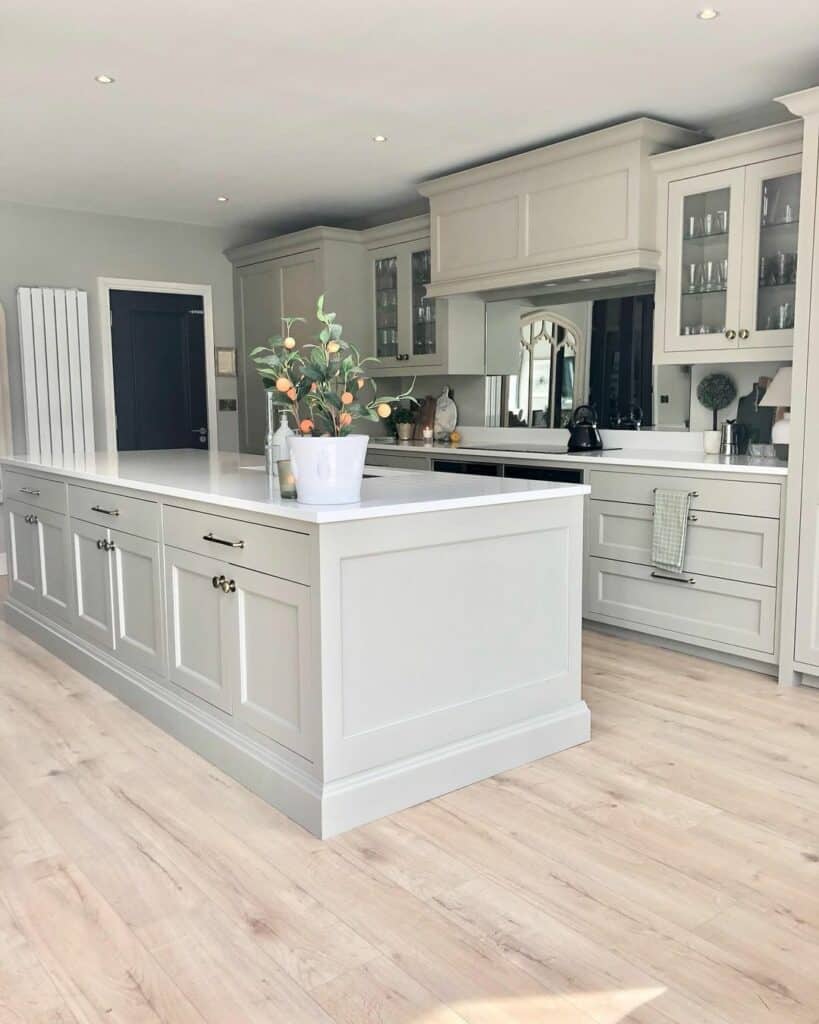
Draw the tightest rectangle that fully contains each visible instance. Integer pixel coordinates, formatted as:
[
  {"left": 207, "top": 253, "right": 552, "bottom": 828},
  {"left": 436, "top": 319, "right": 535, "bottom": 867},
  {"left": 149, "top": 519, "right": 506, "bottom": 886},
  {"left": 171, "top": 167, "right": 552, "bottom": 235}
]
[{"left": 697, "top": 372, "right": 737, "bottom": 431}]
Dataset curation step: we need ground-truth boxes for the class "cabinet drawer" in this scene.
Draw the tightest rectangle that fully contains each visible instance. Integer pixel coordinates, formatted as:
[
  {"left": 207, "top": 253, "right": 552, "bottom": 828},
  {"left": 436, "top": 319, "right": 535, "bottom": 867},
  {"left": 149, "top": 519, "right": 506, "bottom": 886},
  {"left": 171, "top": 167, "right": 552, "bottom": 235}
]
[
  {"left": 163, "top": 505, "right": 310, "bottom": 586},
  {"left": 588, "top": 469, "right": 781, "bottom": 519},
  {"left": 4, "top": 470, "right": 66, "bottom": 514},
  {"left": 587, "top": 500, "right": 779, "bottom": 586},
  {"left": 585, "top": 556, "right": 776, "bottom": 654},
  {"left": 69, "top": 485, "right": 160, "bottom": 540}
]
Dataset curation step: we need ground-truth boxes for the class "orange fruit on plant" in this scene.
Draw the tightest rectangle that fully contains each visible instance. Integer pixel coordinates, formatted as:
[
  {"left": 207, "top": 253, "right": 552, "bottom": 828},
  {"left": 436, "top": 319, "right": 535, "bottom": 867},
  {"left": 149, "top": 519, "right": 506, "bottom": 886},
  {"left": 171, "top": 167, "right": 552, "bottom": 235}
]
[
  {"left": 275, "top": 377, "right": 291, "bottom": 392},
  {"left": 299, "top": 419, "right": 314, "bottom": 434},
  {"left": 376, "top": 403, "right": 391, "bottom": 419},
  {"left": 283, "top": 336, "right": 296, "bottom": 350},
  {"left": 286, "top": 387, "right": 297, "bottom": 400},
  {"left": 357, "top": 378, "right": 366, "bottom": 390},
  {"left": 339, "top": 412, "right": 352, "bottom": 427},
  {"left": 327, "top": 341, "right": 340, "bottom": 354},
  {"left": 341, "top": 391, "right": 353, "bottom": 405}
]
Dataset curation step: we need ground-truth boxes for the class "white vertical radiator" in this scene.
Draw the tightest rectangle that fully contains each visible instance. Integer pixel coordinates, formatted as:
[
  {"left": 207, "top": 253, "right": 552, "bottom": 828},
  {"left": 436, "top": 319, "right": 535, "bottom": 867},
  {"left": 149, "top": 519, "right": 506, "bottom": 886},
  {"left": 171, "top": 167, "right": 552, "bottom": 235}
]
[{"left": 17, "top": 287, "right": 95, "bottom": 458}]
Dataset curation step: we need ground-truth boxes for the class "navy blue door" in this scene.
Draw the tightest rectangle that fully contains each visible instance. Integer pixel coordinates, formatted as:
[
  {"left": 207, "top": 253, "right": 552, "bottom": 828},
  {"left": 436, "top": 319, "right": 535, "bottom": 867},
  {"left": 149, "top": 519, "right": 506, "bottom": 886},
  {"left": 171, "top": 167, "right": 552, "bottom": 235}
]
[{"left": 110, "top": 290, "right": 208, "bottom": 451}]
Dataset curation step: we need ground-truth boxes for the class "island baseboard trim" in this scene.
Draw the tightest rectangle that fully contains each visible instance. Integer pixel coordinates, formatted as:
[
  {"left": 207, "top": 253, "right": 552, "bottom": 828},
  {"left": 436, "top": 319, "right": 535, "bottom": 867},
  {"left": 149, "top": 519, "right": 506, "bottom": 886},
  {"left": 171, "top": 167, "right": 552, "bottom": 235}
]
[
  {"left": 4, "top": 601, "right": 324, "bottom": 836},
  {"left": 320, "top": 701, "right": 591, "bottom": 838}
]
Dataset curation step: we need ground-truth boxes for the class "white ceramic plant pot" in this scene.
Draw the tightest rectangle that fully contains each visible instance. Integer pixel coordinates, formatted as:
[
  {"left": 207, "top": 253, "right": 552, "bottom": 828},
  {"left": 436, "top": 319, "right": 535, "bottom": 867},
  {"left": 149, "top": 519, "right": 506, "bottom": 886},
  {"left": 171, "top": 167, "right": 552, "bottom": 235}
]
[
  {"left": 703, "top": 430, "right": 721, "bottom": 455},
  {"left": 287, "top": 434, "right": 369, "bottom": 505}
]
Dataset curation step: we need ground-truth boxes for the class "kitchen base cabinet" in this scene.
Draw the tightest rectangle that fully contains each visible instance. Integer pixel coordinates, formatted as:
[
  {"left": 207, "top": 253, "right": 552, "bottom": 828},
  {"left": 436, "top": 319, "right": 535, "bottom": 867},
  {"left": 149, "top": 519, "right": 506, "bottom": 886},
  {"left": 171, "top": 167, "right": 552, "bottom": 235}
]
[
  {"left": 3, "top": 453, "right": 589, "bottom": 838},
  {"left": 7, "top": 500, "right": 41, "bottom": 611},
  {"left": 7, "top": 499, "right": 71, "bottom": 625},
  {"left": 71, "top": 518, "right": 115, "bottom": 651},
  {"left": 226, "top": 565, "right": 312, "bottom": 759},
  {"left": 165, "top": 545, "right": 233, "bottom": 713},
  {"left": 111, "top": 529, "right": 165, "bottom": 679}
]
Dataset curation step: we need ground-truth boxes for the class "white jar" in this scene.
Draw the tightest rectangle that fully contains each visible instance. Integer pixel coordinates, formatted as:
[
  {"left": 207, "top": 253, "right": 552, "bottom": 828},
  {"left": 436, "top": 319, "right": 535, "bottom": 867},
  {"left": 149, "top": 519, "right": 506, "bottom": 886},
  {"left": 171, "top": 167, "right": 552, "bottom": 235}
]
[{"left": 703, "top": 430, "right": 721, "bottom": 455}]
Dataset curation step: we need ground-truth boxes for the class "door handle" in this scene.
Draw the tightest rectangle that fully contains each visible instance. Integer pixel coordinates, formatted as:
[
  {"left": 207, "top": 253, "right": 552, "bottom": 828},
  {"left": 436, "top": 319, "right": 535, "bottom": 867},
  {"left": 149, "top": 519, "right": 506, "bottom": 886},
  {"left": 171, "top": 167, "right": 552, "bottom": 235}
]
[
  {"left": 220, "top": 578, "right": 237, "bottom": 594},
  {"left": 212, "top": 575, "right": 226, "bottom": 590},
  {"left": 738, "top": 328, "right": 750, "bottom": 340},
  {"left": 24, "top": 513, "right": 39, "bottom": 525},
  {"left": 20, "top": 486, "right": 40, "bottom": 496},
  {"left": 651, "top": 570, "right": 695, "bottom": 585},
  {"left": 203, "top": 532, "right": 245, "bottom": 549},
  {"left": 91, "top": 505, "right": 120, "bottom": 517},
  {"left": 724, "top": 329, "right": 736, "bottom": 340}
]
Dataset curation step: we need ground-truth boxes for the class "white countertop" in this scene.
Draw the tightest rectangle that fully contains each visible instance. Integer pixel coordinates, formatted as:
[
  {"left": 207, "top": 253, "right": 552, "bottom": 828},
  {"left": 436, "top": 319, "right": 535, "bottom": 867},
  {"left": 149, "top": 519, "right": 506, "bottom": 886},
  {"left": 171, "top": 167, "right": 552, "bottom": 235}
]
[
  {"left": 0, "top": 450, "right": 589, "bottom": 524},
  {"left": 368, "top": 439, "right": 789, "bottom": 477}
]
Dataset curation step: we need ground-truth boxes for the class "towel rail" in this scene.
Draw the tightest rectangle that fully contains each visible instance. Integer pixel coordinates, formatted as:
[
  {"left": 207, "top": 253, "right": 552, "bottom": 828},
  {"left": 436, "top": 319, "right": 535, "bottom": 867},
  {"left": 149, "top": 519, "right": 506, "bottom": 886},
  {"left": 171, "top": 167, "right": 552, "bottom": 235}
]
[{"left": 652, "top": 488, "right": 699, "bottom": 498}]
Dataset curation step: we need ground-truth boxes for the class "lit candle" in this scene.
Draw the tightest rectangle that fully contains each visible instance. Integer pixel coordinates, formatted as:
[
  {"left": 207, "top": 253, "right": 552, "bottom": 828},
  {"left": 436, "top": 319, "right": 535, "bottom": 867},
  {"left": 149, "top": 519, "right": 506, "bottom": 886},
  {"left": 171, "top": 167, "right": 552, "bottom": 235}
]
[{"left": 276, "top": 458, "right": 298, "bottom": 499}]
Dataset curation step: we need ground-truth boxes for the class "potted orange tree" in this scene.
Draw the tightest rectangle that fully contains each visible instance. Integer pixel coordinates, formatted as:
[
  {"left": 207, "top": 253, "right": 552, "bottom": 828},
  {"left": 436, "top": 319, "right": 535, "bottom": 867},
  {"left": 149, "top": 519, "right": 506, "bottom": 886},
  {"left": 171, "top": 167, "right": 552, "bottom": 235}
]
[{"left": 251, "top": 296, "right": 415, "bottom": 504}]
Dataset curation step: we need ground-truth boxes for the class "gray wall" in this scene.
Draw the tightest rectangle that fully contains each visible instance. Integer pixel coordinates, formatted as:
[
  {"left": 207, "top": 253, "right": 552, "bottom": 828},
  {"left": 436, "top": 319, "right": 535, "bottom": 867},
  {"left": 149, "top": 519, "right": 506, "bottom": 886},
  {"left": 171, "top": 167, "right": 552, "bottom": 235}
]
[{"left": 0, "top": 200, "right": 242, "bottom": 455}]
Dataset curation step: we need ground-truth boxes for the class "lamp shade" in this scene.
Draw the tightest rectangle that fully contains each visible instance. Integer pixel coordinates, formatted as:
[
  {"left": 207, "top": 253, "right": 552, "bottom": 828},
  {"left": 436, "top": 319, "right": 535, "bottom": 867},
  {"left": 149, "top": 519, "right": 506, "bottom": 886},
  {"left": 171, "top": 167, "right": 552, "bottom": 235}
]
[{"left": 759, "top": 366, "right": 792, "bottom": 407}]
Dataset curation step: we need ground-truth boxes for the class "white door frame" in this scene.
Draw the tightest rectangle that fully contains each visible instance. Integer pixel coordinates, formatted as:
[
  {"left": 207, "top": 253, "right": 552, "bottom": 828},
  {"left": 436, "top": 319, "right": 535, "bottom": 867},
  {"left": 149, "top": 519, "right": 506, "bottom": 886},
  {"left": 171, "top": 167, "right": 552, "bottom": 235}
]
[{"left": 97, "top": 277, "right": 218, "bottom": 454}]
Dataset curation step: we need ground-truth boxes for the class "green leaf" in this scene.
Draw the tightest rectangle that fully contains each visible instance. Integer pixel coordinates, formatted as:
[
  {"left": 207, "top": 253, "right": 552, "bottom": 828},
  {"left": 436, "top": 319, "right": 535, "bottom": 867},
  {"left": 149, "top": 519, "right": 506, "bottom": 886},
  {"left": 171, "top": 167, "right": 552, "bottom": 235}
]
[{"left": 329, "top": 323, "right": 343, "bottom": 340}]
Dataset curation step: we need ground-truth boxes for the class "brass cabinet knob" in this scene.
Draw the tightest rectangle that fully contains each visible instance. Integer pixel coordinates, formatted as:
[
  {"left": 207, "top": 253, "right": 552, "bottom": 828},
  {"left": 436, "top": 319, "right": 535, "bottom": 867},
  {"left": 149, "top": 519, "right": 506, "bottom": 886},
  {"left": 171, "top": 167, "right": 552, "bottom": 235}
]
[
  {"left": 96, "top": 539, "right": 105, "bottom": 550},
  {"left": 738, "top": 328, "right": 750, "bottom": 340},
  {"left": 724, "top": 329, "right": 737, "bottom": 340},
  {"left": 220, "top": 577, "right": 236, "bottom": 594},
  {"left": 212, "top": 575, "right": 226, "bottom": 590}
]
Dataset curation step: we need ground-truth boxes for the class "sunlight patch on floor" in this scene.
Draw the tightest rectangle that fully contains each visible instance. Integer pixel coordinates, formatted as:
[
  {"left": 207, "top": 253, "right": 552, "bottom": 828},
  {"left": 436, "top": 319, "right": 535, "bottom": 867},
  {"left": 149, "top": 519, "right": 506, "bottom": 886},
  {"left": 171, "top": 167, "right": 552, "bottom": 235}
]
[{"left": 432, "top": 986, "right": 668, "bottom": 1022}]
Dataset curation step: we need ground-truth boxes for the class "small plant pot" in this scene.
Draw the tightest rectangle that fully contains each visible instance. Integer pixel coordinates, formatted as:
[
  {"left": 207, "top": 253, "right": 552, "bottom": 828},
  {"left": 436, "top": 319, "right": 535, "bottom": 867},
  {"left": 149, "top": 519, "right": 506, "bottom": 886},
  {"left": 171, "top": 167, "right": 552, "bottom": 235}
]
[
  {"left": 703, "top": 430, "right": 721, "bottom": 455},
  {"left": 287, "top": 434, "right": 369, "bottom": 505},
  {"left": 396, "top": 423, "right": 414, "bottom": 442}
]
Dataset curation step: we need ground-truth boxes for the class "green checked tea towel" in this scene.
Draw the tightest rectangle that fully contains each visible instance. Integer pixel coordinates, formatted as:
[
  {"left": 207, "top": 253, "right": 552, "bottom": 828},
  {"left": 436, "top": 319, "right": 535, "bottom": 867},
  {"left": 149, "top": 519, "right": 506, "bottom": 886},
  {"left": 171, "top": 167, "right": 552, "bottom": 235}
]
[{"left": 652, "top": 489, "right": 692, "bottom": 574}]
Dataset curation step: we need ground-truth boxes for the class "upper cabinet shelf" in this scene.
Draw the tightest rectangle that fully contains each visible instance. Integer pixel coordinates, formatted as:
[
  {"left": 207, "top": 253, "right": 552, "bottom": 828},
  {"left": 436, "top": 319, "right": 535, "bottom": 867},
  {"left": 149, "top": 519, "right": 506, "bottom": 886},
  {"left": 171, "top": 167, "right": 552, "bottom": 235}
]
[
  {"left": 417, "top": 119, "right": 701, "bottom": 299},
  {"left": 651, "top": 121, "right": 803, "bottom": 365}
]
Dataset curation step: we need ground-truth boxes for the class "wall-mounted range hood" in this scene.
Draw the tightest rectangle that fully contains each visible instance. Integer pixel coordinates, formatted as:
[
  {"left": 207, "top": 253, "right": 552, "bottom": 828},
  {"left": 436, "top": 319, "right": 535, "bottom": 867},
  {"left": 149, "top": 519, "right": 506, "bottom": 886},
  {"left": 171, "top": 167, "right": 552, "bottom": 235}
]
[{"left": 418, "top": 118, "right": 703, "bottom": 299}]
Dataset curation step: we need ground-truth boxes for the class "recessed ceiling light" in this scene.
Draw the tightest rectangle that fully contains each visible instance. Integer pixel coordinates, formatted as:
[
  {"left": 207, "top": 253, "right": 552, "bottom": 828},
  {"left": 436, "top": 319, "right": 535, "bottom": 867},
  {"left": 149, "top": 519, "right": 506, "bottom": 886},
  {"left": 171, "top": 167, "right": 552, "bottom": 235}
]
[
  {"left": 579, "top": 277, "right": 594, "bottom": 283},
  {"left": 94, "top": 73, "right": 115, "bottom": 84},
  {"left": 697, "top": 7, "right": 719, "bottom": 19},
  {"left": 372, "top": 134, "right": 388, "bottom": 143},
  {"left": 216, "top": 195, "right": 229, "bottom": 203}
]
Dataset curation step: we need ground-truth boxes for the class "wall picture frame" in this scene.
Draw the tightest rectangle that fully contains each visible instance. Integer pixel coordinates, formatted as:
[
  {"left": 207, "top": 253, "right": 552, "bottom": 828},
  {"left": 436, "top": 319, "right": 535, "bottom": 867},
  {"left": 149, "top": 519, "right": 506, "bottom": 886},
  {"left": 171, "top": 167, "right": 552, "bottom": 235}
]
[{"left": 215, "top": 347, "right": 237, "bottom": 377}]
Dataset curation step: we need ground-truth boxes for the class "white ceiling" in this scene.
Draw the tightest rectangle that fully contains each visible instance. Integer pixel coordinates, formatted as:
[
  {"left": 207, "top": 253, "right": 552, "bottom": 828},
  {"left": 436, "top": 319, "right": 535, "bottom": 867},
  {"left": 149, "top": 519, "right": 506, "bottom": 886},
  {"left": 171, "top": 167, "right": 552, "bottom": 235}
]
[{"left": 2, "top": 0, "right": 818, "bottom": 238}]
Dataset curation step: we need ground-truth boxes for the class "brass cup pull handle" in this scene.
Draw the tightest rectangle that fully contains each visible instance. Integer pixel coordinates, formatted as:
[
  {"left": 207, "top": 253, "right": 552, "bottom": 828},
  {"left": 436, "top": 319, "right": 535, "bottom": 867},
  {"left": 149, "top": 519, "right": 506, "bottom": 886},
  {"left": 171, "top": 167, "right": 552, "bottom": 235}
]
[
  {"left": 651, "top": 570, "right": 696, "bottom": 585},
  {"left": 20, "top": 487, "right": 41, "bottom": 496},
  {"left": 212, "top": 575, "right": 226, "bottom": 590},
  {"left": 91, "top": 505, "right": 120, "bottom": 516},
  {"left": 203, "top": 532, "right": 245, "bottom": 549},
  {"left": 724, "top": 329, "right": 736, "bottom": 340},
  {"left": 738, "top": 328, "right": 750, "bottom": 340}
]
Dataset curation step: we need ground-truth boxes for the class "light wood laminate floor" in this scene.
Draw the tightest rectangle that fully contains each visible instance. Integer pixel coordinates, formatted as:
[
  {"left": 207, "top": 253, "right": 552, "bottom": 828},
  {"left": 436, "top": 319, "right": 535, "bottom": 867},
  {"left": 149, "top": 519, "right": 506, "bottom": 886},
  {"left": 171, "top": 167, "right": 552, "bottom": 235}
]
[{"left": 1, "top": 604, "right": 819, "bottom": 1024}]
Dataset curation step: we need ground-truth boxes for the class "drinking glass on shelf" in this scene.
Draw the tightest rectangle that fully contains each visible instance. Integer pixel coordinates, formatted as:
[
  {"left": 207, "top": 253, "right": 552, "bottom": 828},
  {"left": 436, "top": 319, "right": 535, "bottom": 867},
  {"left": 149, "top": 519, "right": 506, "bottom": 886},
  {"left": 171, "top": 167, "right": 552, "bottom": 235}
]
[
  {"left": 684, "top": 262, "right": 702, "bottom": 293},
  {"left": 685, "top": 214, "right": 704, "bottom": 239},
  {"left": 715, "top": 210, "right": 728, "bottom": 233},
  {"left": 702, "top": 260, "right": 722, "bottom": 292}
]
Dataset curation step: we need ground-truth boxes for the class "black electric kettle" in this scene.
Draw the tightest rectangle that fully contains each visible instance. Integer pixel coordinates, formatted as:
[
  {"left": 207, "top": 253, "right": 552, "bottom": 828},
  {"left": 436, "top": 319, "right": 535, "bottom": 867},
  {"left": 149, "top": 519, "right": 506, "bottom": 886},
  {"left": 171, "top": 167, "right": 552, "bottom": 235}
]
[{"left": 567, "top": 405, "right": 603, "bottom": 452}]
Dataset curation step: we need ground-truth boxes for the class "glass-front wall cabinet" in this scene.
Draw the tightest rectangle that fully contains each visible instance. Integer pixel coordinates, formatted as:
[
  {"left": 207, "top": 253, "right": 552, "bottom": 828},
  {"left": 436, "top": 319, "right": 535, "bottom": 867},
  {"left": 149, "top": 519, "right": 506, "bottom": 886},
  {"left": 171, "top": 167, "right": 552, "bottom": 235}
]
[
  {"left": 743, "top": 156, "right": 801, "bottom": 350},
  {"left": 664, "top": 155, "right": 800, "bottom": 357},
  {"left": 370, "top": 239, "right": 441, "bottom": 368}
]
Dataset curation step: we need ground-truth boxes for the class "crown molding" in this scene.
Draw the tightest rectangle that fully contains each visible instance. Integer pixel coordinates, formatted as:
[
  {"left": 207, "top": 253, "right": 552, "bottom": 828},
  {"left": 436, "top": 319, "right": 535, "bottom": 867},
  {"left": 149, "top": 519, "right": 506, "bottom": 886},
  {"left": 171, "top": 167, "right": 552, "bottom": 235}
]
[
  {"left": 650, "top": 120, "right": 803, "bottom": 174},
  {"left": 777, "top": 85, "right": 819, "bottom": 119}
]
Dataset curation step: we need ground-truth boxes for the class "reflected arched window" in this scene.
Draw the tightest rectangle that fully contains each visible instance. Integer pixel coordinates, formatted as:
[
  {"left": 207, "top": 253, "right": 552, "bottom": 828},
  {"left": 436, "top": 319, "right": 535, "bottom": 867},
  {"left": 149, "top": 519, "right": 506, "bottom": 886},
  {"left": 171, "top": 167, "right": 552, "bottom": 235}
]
[{"left": 508, "top": 313, "right": 579, "bottom": 428}]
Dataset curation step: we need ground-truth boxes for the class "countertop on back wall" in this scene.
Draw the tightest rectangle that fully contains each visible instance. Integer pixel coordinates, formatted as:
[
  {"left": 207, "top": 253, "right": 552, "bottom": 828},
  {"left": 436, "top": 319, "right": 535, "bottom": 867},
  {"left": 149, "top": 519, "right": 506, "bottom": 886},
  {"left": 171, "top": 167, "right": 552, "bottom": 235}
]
[{"left": 367, "top": 438, "right": 789, "bottom": 477}]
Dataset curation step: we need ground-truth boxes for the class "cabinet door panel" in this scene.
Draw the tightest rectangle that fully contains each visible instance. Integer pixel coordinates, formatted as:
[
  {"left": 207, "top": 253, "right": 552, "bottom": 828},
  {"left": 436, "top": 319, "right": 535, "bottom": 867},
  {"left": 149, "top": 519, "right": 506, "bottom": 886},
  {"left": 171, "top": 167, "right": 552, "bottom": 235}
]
[
  {"left": 225, "top": 566, "right": 312, "bottom": 758},
  {"left": 738, "top": 154, "right": 801, "bottom": 351},
  {"left": 664, "top": 167, "right": 745, "bottom": 353},
  {"left": 7, "top": 501, "right": 39, "bottom": 610},
  {"left": 112, "top": 531, "right": 165, "bottom": 677},
  {"left": 71, "top": 519, "right": 114, "bottom": 650},
  {"left": 165, "top": 546, "right": 231, "bottom": 712},
  {"left": 36, "top": 508, "right": 71, "bottom": 625}
]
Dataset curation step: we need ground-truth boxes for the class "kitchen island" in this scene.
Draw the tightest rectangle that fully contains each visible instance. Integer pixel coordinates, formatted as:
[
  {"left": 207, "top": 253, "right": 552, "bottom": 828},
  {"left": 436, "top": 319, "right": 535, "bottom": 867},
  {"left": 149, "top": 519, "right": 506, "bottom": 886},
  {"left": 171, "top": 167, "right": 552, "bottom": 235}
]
[{"left": 1, "top": 450, "right": 589, "bottom": 837}]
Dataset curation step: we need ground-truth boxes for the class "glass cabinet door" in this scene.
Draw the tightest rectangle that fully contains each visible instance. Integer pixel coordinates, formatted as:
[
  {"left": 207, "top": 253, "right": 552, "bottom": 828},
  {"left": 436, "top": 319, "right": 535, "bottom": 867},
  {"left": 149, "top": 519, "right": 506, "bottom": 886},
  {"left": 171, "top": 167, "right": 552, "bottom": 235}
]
[
  {"left": 665, "top": 167, "right": 745, "bottom": 352},
  {"left": 739, "top": 155, "right": 801, "bottom": 350},
  {"left": 411, "top": 249, "right": 436, "bottom": 358},
  {"left": 374, "top": 256, "right": 399, "bottom": 358}
]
